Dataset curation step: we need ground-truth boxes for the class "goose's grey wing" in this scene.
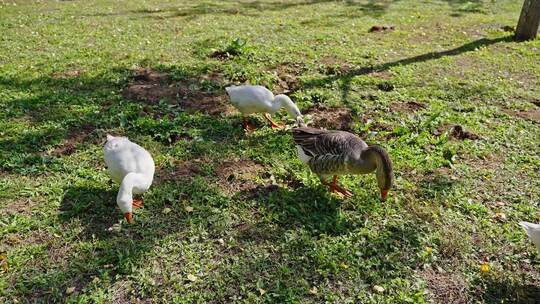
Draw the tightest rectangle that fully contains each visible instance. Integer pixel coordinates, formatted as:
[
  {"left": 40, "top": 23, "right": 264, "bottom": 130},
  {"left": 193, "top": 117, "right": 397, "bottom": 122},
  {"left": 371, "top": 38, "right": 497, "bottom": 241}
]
[
  {"left": 292, "top": 127, "right": 366, "bottom": 175},
  {"left": 292, "top": 127, "right": 365, "bottom": 157}
]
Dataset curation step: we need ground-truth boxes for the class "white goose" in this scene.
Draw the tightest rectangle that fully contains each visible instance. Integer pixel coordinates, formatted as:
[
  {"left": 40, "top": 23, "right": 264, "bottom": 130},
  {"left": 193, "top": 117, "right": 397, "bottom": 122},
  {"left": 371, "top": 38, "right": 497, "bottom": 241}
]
[
  {"left": 225, "top": 85, "right": 303, "bottom": 131},
  {"left": 519, "top": 221, "right": 540, "bottom": 251},
  {"left": 104, "top": 134, "right": 155, "bottom": 223}
]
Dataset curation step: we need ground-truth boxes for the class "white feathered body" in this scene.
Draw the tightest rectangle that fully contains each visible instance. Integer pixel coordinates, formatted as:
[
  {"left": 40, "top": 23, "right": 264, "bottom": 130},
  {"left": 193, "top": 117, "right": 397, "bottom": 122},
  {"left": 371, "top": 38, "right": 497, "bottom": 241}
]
[
  {"left": 225, "top": 85, "right": 279, "bottom": 115},
  {"left": 104, "top": 136, "right": 155, "bottom": 214},
  {"left": 519, "top": 221, "right": 540, "bottom": 251},
  {"left": 104, "top": 137, "right": 155, "bottom": 192}
]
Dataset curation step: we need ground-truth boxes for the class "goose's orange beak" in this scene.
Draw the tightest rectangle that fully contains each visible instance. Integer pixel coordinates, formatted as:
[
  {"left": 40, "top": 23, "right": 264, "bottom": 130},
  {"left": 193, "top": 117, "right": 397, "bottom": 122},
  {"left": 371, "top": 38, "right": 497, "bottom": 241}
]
[
  {"left": 124, "top": 212, "right": 134, "bottom": 224},
  {"left": 380, "top": 189, "right": 389, "bottom": 202}
]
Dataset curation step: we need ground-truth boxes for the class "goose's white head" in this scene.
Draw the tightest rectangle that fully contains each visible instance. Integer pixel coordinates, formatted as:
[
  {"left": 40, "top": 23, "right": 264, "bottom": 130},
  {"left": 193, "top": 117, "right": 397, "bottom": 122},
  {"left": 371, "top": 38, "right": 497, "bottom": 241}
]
[
  {"left": 104, "top": 134, "right": 130, "bottom": 151},
  {"left": 117, "top": 194, "right": 134, "bottom": 224},
  {"left": 275, "top": 94, "right": 303, "bottom": 123}
]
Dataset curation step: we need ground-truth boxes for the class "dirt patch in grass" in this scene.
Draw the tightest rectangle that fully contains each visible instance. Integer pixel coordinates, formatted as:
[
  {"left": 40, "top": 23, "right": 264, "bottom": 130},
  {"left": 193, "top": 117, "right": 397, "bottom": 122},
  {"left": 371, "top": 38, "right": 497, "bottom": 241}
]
[
  {"left": 305, "top": 103, "right": 353, "bottom": 130},
  {"left": 32, "top": 230, "right": 72, "bottom": 263},
  {"left": 435, "top": 124, "right": 480, "bottom": 140},
  {"left": 182, "top": 94, "right": 236, "bottom": 116},
  {"left": 369, "top": 25, "right": 395, "bottom": 32},
  {"left": 420, "top": 269, "right": 468, "bottom": 304},
  {"left": 266, "top": 62, "right": 306, "bottom": 94},
  {"left": 123, "top": 68, "right": 234, "bottom": 115},
  {"left": 390, "top": 101, "right": 426, "bottom": 112},
  {"left": 451, "top": 125, "right": 480, "bottom": 140},
  {"left": 51, "top": 69, "right": 83, "bottom": 79},
  {"left": 241, "top": 184, "right": 280, "bottom": 199},
  {"left": 319, "top": 57, "right": 354, "bottom": 76},
  {"left": 370, "top": 70, "right": 393, "bottom": 80},
  {"left": 123, "top": 68, "right": 179, "bottom": 103},
  {"left": 516, "top": 108, "right": 540, "bottom": 123},
  {"left": 235, "top": 222, "right": 280, "bottom": 244},
  {"left": 51, "top": 124, "right": 96, "bottom": 156},
  {"left": 0, "top": 198, "right": 38, "bottom": 216},
  {"left": 155, "top": 161, "right": 202, "bottom": 183},
  {"left": 216, "top": 160, "right": 265, "bottom": 194}
]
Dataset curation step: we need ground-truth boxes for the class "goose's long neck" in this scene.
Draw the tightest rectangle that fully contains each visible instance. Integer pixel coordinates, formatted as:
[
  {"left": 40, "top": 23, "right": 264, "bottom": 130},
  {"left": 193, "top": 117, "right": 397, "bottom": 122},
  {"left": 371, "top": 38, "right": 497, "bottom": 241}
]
[
  {"left": 267, "top": 96, "right": 283, "bottom": 114},
  {"left": 117, "top": 172, "right": 149, "bottom": 213},
  {"left": 273, "top": 94, "right": 301, "bottom": 119},
  {"left": 362, "top": 145, "right": 393, "bottom": 190}
]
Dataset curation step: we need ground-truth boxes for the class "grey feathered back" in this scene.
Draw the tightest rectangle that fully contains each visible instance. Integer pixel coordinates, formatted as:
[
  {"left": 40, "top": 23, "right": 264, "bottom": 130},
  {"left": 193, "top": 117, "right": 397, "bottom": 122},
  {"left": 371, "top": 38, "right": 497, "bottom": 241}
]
[
  {"left": 292, "top": 127, "right": 368, "bottom": 175},
  {"left": 292, "top": 127, "right": 366, "bottom": 157}
]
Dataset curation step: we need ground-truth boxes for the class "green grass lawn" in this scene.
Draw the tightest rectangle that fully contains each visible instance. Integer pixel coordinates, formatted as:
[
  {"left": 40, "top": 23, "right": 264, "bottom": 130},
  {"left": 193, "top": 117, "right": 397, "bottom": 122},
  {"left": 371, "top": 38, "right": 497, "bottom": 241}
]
[{"left": 1, "top": 0, "right": 539, "bottom": 302}]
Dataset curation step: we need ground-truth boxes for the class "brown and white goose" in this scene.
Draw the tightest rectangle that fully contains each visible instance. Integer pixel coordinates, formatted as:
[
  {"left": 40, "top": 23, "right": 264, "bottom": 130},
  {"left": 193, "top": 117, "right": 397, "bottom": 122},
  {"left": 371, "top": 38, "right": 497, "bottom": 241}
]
[{"left": 292, "top": 127, "right": 393, "bottom": 200}]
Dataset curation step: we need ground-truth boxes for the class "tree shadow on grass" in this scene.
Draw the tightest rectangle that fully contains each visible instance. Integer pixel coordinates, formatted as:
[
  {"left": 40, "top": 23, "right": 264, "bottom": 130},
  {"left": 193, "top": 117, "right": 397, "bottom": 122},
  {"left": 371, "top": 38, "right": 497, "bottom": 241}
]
[
  {"left": 244, "top": 185, "right": 353, "bottom": 235},
  {"left": 87, "top": 0, "right": 399, "bottom": 20},
  {"left": 0, "top": 63, "right": 240, "bottom": 174},
  {"left": 302, "top": 36, "right": 513, "bottom": 106},
  {"left": 444, "top": 0, "right": 487, "bottom": 17},
  {"left": 16, "top": 179, "right": 225, "bottom": 301},
  {"left": 1, "top": 64, "right": 253, "bottom": 300},
  {"left": 59, "top": 186, "right": 120, "bottom": 239},
  {"left": 214, "top": 212, "right": 423, "bottom": 301},
  {"left": 416, "top": 171, "right": 458, "bottom": 201},
  {"left": 206, "top": 182, "right": 425, "bottom": 301},
  {"left": 473, "top": 275, "right": 540, "bottom": 304},
  {"left": 0, "top": 72, "right": 118, "bottom": 174}
]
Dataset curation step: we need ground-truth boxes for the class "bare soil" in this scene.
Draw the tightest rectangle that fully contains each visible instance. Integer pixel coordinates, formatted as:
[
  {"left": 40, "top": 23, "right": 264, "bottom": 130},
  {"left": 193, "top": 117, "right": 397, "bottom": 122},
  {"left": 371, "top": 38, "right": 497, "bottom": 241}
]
[
  {"left": 369, "top": 25, "right": 395, "bottom": 32},
  {"left": 267, "top": 62, "right": 305, "bottom": 94},
  {"left": 0, "top": 198, "right": 37, "bottom": 216},
  {"left": 516, "top": 108, "right": 540, "bottom": 123},
  {"left": 319, "top": 57, "right": 355, "bottom": 75},
  {"left": 123, "top": 68, "right": 235, "bottom": 116},
  {"left": 216, "top": 160, "right": 264, "bottom": 194},
  {"left": 435, "top": 124, "right": 480, "bottom": 140},
  {"left": 390, "top": 101, "right": 426, "bottom": 112},
  {"left": 305, "top": 103, "right": 353, "bottom": 130},
  {"left": 420, "top": 269, "right": 468, "bottom": 304},
  {"left": 51, "top": 124, "right": 96, "bottom": 156},
  {"left": 155, "top": 160, "right": 203, "bottom": 183}
]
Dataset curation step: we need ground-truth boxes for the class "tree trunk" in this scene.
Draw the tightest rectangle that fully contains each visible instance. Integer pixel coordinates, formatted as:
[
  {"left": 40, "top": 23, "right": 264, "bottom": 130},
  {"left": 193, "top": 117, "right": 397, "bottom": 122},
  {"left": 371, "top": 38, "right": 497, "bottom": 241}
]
[{"left": 515, "top": 0, "right": 540, "bottom": 41}]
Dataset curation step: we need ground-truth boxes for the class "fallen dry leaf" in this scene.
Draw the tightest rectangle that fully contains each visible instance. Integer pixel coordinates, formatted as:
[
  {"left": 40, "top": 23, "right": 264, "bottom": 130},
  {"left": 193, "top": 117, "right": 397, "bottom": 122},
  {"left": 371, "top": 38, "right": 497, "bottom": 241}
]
[
  {"left": 494, "top": 212, "right": 507, "bottom": 222},
  {"left": 107, "top": 223, "right": 122, "bottom": 232},
  {"left": 259, "top": 288, "right": 266, "bottom": 295},
  {"left": 162, "top": 207, "right": 172, "bottom": 214},
  {"left": 0, "top": 252, "right": 8, "bottom": 272},
  {"left": 6, "top": 235, "right": 21, "bottom": 245},
  {"left": 373, "top": 285, "right": 385, "bottom": 293},
  {"left": 185, "top": 206, "right": 194, "bottom": 213},
  {"left": 66, "top": 287, "right": 76, "bottom": 294},
  {"left": 309, "top": 286, "right": 318, "bottom": 295},
  {"left": 187, "top": 274, "right": 197, "bottom": 282}
]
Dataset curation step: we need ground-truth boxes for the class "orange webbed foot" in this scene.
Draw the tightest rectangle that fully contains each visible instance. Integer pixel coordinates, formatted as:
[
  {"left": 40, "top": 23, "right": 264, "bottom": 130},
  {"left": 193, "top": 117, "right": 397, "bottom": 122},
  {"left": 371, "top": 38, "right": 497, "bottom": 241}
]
[
  {"left": 270, "top": 122, "right": 284, "bottom": 129},
  {"left": 322, "top": 175, "right": 353, "bottom": 198},
  {"left": 328, "top": 184, "right": 354, "bottom": 198},
  {"left": 264, "top": 113, "right": 284, "bottom": 130},
  {"left": 132, "top": 199, "right": 144, "bottom": 209}
]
